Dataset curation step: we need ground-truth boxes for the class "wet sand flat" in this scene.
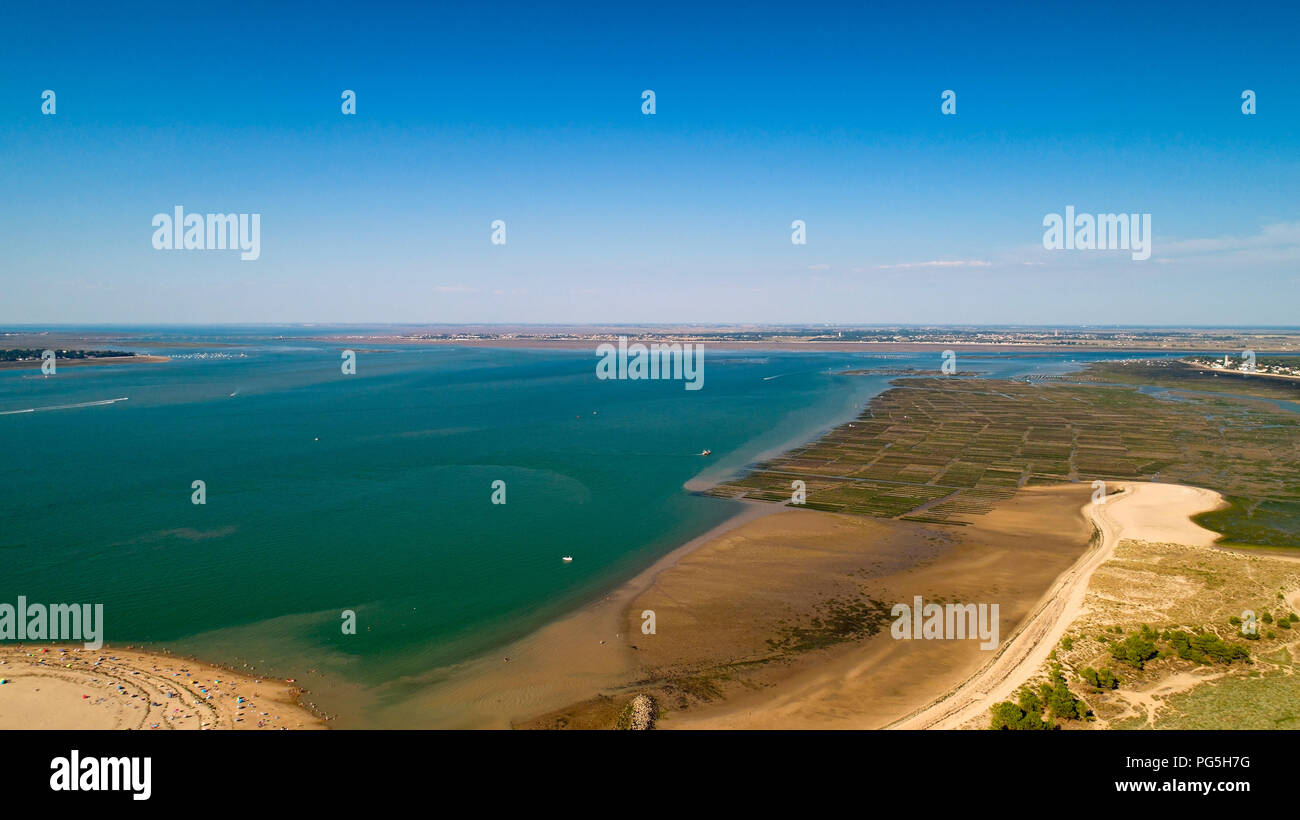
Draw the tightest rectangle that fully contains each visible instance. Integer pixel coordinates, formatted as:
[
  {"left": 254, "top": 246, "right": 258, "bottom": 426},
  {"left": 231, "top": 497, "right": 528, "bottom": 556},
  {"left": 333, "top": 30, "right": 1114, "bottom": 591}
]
[{"left": 415, "top": 483, "right": 1094, "bottom": 729}]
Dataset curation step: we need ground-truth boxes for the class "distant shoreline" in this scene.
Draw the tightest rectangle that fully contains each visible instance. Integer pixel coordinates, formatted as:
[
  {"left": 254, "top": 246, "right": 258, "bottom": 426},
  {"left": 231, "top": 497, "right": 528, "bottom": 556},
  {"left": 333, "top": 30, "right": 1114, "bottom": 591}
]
[
  {"left": 1186, "top": 360, "right": 1300, "bottom": 384},
  {"left": 8, "top": 343, "right": 1290, "bottom": 730},
  {"left": 426, "top": 360, "right": 1297, "bottom": 729},
  {"left": 315, "top": 337, "right": 1300, "bottom": 355},
  {"left": 0, "top": 354, "right": 170, "bottom": 371}
]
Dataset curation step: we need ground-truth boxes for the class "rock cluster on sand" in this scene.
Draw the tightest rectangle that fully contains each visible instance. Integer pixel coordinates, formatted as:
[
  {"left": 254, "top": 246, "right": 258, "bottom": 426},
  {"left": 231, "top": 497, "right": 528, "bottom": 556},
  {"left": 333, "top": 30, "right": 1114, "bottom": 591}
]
[{"left": 626, "top": 694, "right": 655, "bottom": 730}]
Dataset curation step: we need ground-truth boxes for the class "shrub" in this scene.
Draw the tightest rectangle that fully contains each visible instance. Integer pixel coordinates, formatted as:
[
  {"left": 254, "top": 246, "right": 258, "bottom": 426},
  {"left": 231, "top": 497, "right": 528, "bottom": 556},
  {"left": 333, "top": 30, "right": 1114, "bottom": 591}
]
[
  {"left": 990, "top": 666, "right": 1090, "bottom": 729},
  {"left": 1040, "top": 664, "right": 1089, "bottom": 721},
  {"left": 1161, "top": 630, "right": 1251, "bottom": 664},
  {"left": 1080, "top": 666, "right": 1119, "bottom": 690},
  {"left": 990, "top": 699, "right": 1053, "bottom": 731},
  {"left": 1109, "top": 627, "right": 1160, "bottom": 669}
]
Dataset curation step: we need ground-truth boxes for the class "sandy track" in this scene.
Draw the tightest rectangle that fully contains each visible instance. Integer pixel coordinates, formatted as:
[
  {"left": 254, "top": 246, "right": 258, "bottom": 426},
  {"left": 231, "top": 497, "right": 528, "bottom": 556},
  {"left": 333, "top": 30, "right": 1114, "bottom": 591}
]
[{"left": 887, "top": 482, "right": 1226, "bottom": 730}]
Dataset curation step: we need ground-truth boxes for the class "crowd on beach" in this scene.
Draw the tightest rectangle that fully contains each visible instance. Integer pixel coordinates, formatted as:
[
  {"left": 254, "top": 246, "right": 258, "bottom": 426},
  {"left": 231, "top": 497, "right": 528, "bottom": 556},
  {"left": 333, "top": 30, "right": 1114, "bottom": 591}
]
[{"left": 0, "top": 645, "right": 320, "bottom": 729}]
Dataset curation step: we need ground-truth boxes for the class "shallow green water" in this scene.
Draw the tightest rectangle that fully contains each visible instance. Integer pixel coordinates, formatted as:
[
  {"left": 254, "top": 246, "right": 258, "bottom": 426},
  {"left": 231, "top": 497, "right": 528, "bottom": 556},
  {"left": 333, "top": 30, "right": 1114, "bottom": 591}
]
[{"left": 0, "top": 334, "right": 1134, "bottom": 707}]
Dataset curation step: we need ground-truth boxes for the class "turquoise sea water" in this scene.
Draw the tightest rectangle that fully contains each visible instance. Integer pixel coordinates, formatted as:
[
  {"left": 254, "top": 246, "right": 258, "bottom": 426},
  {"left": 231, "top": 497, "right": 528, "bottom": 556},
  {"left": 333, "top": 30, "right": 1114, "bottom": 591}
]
[{"left": 0, "top": 331, "right": 1167, "bottom": 718}]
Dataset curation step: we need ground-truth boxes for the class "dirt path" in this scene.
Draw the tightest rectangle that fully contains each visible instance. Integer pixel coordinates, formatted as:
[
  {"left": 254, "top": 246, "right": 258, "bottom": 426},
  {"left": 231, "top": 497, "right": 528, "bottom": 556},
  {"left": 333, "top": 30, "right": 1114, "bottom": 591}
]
[{"left": 887, "top": 481, "right": 1226, "bottom": 730}]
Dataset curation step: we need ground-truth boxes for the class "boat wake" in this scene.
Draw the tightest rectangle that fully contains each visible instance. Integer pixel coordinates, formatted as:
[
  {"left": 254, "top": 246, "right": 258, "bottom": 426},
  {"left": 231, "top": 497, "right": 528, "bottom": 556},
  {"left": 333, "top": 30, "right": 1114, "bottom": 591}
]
[{"left": 0, "top": 397, "right": 130, "bottom": 415}]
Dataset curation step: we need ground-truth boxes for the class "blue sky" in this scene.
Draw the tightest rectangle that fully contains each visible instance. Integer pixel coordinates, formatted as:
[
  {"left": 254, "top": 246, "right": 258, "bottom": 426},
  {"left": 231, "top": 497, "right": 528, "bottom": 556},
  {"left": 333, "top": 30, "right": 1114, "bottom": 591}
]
[{"left": 1, "top": 0, "right": 1297, "bottom": 325}]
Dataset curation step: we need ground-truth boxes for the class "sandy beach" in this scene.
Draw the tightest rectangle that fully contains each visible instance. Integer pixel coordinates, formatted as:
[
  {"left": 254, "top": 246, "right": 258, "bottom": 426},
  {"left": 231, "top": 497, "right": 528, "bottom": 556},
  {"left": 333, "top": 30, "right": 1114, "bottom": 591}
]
[
  {"left": 416, "top": 480, "right": 1246, "bottom": 730},
  {"left": 643, "top": 483, "right": 1095, "bottom": 729},
  {"left": 0, "top": 379, "right": 1284, "bottom": 730},
  {"left": 890, "top": 481, "right": 1227, "bottom": 729},
  {"left": 389, "top": 482, "right": 1097, "bottom": 729},
  {"left": 996, "top": 483, "right": 1300, "bottom": 730},
  {"left": 2, "top": 475, "right": 1252, "bottom": 732},
  {"left": 361, "top": 501, "right": 782, "bottom": 728},
  {"left": 0, "top": 644, "right": 324, "bottom": 730}
]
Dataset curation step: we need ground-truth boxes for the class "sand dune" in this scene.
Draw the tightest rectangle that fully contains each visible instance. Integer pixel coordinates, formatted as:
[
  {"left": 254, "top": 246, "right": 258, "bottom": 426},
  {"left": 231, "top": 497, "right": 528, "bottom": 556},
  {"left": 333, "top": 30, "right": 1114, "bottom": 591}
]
[{"left": 890, "top": 482, "right": 1227, "bottom": 730}]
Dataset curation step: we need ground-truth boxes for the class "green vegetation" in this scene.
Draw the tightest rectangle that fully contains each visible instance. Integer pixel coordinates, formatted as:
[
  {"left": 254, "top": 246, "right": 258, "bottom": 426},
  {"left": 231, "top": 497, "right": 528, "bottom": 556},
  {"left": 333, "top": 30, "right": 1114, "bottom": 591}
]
[
  {"left": 0, "top": 348, "right": 134, "bottom": 361},
  {"left": 1105, "top": 624, "right": 1252, "bottom": 668},
  {"left": 990, "top": 690, "right": 1055, "bottom": 731},
  {"left": 1108, "top": 626, "right": 1160, "bottom": 669},
  {"left": 1198, "top": 498, "right": 1300, "bottom": 549},
  {"left": 765, "top": 595, "right": 892, "bottom": 654},
  {"left": 1043, "top": 664, "right": 1089, "bottom": 721},
  {"left": 710, "top": 363, "right": 1300, "bottom": 546},
  {"left": 1067, "top": 538, "right": 1300, "bottom": 730},
  {"left": 1084, "top": 358, "right": 1300, "bottom": 401},
  {"left": 1161, "top": 630, "right": 1252, "bottom": 665},
  {"left": 1079, "top": 666, "right": 1119, "bottom": 690},
  {"left": 990, "top": 664, "right": 1089, "bottom": 729},
  {"left": 1256, "top": 356, "right": 1300, "bottom": 369},
  {"left": 1109, "top": 646, "right": 1300, "bottom": 730}
]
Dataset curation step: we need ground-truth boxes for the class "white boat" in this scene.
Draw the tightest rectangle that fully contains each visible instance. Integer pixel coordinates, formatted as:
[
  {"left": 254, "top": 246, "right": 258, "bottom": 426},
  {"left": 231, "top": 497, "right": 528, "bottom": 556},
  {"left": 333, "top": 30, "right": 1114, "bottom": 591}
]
[
  {"left": 700, "top": 449, "right": 712, "bottom": 456},
  {"left": 561, "top": 556, "right": 573, "bottom": 562}
]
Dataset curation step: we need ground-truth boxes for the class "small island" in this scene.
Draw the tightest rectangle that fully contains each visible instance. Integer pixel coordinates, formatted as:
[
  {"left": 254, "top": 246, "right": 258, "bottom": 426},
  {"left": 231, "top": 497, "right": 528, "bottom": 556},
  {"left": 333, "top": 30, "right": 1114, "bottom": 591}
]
[{"left": 0, "top": 348, "right": 169, "bottom": 370}]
